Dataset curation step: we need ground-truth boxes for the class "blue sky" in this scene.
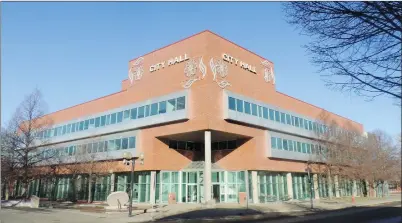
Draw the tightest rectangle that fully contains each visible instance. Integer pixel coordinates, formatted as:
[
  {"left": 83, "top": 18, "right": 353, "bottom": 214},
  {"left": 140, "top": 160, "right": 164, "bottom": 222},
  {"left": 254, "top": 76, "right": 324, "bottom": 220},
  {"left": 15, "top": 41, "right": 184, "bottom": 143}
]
[{"left": 2, "top": 2, "right": 400, "bottom": 137}]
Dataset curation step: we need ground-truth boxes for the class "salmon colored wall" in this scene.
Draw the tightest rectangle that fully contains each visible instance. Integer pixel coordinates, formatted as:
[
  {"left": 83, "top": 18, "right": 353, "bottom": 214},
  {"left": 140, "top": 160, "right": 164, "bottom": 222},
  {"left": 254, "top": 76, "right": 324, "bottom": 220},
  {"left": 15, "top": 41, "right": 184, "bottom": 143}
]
[{"left": 37, "top": 30, "right": 364, "bottom": 173}]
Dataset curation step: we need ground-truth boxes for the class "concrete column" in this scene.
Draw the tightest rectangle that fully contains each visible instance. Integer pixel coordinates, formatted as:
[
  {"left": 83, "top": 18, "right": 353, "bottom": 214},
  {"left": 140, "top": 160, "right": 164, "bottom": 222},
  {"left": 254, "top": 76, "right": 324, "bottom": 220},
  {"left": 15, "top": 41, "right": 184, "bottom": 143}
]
[
  {"left": 150, "top": 171, "right": 156, "bottom": 204},
  {"left": 352, "top": 180, "right": 357, "bottom": 197},
  {"left": 110, "top": 173, "right": 115, "bottom": 192},
  {"left": 286, "top": 173, "right": 293, "bottom": 200},
  {"left": 204, "top": 131, "right": 212, "bottom": 204},
  {"left": 334, "top": 175, "right": 340, "bottom": 197},
  {"left": 251, "top": 171, "right": 259, "bottom": 203},
  {"left": 313, "top": 174, "right": 320, "bottom": 200}
]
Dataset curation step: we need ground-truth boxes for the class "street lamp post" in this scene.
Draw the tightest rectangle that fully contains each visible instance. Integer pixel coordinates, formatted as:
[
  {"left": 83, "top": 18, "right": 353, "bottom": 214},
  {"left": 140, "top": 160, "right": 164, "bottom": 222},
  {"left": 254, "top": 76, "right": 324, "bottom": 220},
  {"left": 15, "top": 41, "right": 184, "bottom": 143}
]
[
  {"left": 305, "top": 167, "right": 314, "bottom": 209},
  {"left": 122, "top": 152, "right": 144, "bottom": 217}
]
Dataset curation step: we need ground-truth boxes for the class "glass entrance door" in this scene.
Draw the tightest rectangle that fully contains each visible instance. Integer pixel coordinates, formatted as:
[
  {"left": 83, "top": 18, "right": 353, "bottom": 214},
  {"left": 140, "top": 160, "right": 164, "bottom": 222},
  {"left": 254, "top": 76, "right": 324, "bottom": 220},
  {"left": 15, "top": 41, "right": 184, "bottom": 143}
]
[{"left": 187, "top": 185, "right": 198, "bottom": 203}]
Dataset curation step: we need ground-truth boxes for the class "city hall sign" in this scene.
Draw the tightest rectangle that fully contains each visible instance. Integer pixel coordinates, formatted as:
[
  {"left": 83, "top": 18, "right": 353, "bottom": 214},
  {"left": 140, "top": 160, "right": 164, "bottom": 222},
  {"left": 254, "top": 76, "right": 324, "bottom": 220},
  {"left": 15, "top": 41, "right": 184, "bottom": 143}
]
[
  {"left": 149, "top": 54, "right": 190, "bottom": 72},
  {"left": 222, "top": 53, "right": 257, "bottom": 74}
]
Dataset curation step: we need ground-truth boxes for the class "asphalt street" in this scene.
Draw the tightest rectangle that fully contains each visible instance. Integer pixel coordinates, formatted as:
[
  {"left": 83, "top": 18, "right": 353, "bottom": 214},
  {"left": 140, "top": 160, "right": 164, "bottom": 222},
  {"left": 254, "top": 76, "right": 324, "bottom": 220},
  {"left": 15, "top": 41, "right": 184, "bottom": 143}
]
[{"left": 152, "top": 201, "right": 402, "bottom": 223}]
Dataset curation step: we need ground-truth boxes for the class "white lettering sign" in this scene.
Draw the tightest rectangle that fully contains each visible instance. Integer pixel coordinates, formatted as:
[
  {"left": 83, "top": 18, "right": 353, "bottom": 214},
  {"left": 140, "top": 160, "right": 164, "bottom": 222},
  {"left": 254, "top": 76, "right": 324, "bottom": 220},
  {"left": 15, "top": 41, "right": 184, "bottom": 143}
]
[
  {"left": 150, "top": 54, "right": 189, "bottom": 72},
  {"left": 222, "top": 53, "right": 257, "bottom": 74}
]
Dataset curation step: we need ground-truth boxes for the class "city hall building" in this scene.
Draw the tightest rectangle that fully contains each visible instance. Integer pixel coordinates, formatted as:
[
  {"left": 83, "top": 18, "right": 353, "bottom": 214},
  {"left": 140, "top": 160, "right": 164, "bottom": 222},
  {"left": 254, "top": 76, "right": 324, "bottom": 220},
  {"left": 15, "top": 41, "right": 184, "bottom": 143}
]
[{"left": 19, "top": 30, "right": 372, "bottom": 204}]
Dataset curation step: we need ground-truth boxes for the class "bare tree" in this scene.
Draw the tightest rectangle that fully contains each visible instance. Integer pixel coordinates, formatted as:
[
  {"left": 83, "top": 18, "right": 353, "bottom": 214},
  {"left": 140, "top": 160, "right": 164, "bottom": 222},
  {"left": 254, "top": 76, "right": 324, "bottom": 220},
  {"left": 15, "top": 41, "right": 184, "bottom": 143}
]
[
  {"left": 309, "top": 110, "right": 366, "bottom": 198},
  {"left": 284, "top": 2, "right": 402, "bottom": 104},
  {"left": 1, "top": 89, "right": 54, "bottom": 199},
  {"left": 55, "top": 136, "right": 114, "bottom": 203},
  {"left": 362, "top": 130, "right": 401, "bottom": 197}
]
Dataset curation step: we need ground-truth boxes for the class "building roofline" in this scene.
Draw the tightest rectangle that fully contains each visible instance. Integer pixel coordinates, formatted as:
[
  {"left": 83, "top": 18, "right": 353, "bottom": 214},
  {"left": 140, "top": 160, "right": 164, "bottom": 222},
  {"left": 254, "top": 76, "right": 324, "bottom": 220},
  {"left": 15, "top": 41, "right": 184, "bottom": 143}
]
[
  {"left": 39, "top": 90, "right": 127, "bottom": 120},
  {"left": 124, "top": 30, "right": 273, "bottom": 81},
  {"left": 276, "top": 91, "right": 364, "bottom": 128}
]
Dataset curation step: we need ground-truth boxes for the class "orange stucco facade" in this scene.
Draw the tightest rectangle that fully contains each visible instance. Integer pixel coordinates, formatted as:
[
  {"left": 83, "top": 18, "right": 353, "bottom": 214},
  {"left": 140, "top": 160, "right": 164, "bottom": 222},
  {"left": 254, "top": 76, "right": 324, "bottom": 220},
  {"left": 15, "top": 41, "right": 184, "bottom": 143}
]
[{"left": 39, "top": 30, "right": 364, "bottom": 175}]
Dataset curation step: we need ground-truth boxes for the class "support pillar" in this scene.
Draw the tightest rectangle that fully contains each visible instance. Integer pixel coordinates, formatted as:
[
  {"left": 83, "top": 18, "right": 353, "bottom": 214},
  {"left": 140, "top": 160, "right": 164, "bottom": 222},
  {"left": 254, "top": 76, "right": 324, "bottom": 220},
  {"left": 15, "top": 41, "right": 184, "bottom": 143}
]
[
  {"left": 313, "top": 174, "right": 319, "bottom": 200},
  {"left": 251, "top": 171, "right": 259, "bottom": 203},
  {"left": 334, "top": 175, "right": 340, "bottom": 197},
  {"left": 150, "top": 171, "right": 156, "bottom": 204},
  {"left": 286, "top": 173, "right": 293, "bottom": 200},
  {"left": 110, "top": 173, "right": 115, "bottom": 193},
  {"left": 204, "top": 131, "right": 212, "bottom": 204}
]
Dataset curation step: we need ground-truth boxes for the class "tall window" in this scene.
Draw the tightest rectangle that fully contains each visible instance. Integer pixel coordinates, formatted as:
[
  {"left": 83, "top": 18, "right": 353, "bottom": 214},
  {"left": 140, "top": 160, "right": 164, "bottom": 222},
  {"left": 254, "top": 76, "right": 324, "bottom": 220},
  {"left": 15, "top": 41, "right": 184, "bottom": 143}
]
[{"left": 228, "top": 97, "right": 236, "bottom": 110}]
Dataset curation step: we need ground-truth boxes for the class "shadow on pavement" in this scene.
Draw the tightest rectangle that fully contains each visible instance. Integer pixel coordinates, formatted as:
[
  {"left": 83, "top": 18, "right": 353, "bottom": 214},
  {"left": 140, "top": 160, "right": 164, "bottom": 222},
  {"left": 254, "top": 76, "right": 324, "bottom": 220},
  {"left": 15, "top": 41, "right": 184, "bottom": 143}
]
[{"left": 152, "top": 201, "right": 401, "bottom": 223}]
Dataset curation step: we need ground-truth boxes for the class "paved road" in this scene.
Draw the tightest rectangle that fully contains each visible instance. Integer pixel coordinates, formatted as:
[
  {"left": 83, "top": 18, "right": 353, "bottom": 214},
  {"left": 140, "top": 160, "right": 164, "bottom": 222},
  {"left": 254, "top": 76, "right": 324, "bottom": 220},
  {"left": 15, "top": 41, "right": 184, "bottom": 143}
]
[
  {"left": 0, "top": 201, "right": 400, "bottom": 223},
  {"left": 152, "top": 201, "right": 402, "bottom": 223}
]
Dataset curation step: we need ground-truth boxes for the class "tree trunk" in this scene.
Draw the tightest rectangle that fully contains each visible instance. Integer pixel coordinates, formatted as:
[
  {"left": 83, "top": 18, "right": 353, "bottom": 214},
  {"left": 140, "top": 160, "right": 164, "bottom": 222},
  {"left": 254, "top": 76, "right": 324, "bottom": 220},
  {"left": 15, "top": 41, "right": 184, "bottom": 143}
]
[
  {"left": 328, "top": 170, "right": 333, "bottom": 200},
  {"left": 87, "top": 176, "right": 92, "bottom": 203}
]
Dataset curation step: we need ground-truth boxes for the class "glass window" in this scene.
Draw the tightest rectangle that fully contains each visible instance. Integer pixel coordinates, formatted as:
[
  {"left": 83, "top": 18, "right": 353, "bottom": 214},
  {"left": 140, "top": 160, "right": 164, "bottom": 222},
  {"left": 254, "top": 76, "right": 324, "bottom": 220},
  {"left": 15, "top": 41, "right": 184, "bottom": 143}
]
[
  {"left": 62, "top": 125, "right": 66, "bottom": 135},
  {"left": 311, "top": 144, "right": 315, "bottom": 154},
  {"left": 123, "top": 110, "right": 130, "bottom": 119},
  {"left": 277, "top": 138, "right": 283, "bottom": 150},
  {"left": 130, "top": 108, "right": 137, "bottom": 119},
  {"left": 306, "top": 144, "right": 311, "bottom": 154},
  {"left": 84, "top": 120, "right": 89, "bottom": 130},
  {"left": 111, "top": 113, "right": 117, "bottom": 124},
  {"left": 228, "top": 97, "right": 236, "bottom": 110},
  {"left": 79, "top": 121, "right": 84, "bottom": 131},
  {"left": 269, "top": 109, "right": 275, "bottom": 120},
  {"left": 93, "top": 142, "right": 98, "bottom": 153},
  {"left": 138, "top": 106, "right": 145, "bottom": 118},
  {"left": 294, "top": 117, "right": 300, "bottom": 127},
  {"left": 98, "top": 141, "right": 104, "bottom": 153},
  {"left": 178, "top": 141, "right": 186, "bottom": 150},
  {"left": 167, "top": 99, "right": 176, "bottom": 112},
  {"left": 263, "top": 107, "right": 268, "bottom": 119},
  {"left": 87, "top": 143, "right": 93, "bottom": 154},
  {"left": 244, "top": 102, "right": 251, "bottom": 114},
  {"left": 304, "top": 120, "right": 309, "bottom": 130},
  {"left": 104, "top": 141, "right": 108, "bottom": 152},
  {"left": 258, "top": 106, "right": 263, "bottom": 117},
  {"left": 283, "top": 140, "right": 288, "bottom": 151},
  {"left": 280, "top": 113, "right": 286, "bottom": 124},
  {"left": 108, "top": 140, "right": 115, "bottom": 151},
  {"left": 89, "top": 118, "right": 95, "bottom": 125},
  {"left": 95, "top": 117, "right": 100, "bottom": 127},
  {"left": 302, "top": 143, "right": 307, "bottom": 153},
  {"left": 228, "top": 140, "right": 237, "bottom": 150},
  {"left": 313, "top": 122, "right": 317, "bottom": 132},
  {"left": 176, "top": 96, "right": 185, "bottom": 110},
  {"left": 66, "top": 124, "right": 71, "bottom": 134},
  {"left": 100, "top": 115, "right": 106, "bottom": 126},
  {"left": 106, "top": 115, "right": 110, "bottom": 125},
  {"left": 289, "top": 140, "right": 294, "bottom": 151},
  {"left": 274, "top": 110, "right": 280, "bottom": 122},
  {"left": 151, "top": 103, "right": 158, "bottom": 116},
  {"left": 218, "top": 141, "right": 227, "bottom": 150},
  {"left": 115, "top": 139, "right": 121, "bottom": 150},
  {"left": 117, "top": 111, "right": 123, "bottom": 123},
  {"left": 300, "top": 118, "right": 304, "bottom": 128},
  {"left": 145, "top": 105, "right": 150, "bottom": 117},
  {"left": 286, "top": 114, "right": 292, "bottom": 125},
  {"left": 71, "top": 123, "right": 76, "bottom": 133},
  {"left": 122, "top": 138, "right": 128, "bottom": 150},
  {"left": 271, "top": 137, "right": 277, "bottom": 149},
  {"left": 169, "top": 140, "right": 177, "bottom": 149},
  {"left": 159, "top": 101, "right": 166, "bottom": 114},
  {"left": 251, "top": 103, "right": 258, "bottom": 116},
  {"left": 297, "top": 142, "right": 302, "bottom": 152},
  {"left": 129, "top": 137, "right": 136, "bottom": 148},
  {"left": 236, "top": 99, "right": 244, "bottom": 112},
  {"left": 308, "top": 121, "right": 313, "bottom": 130}
]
